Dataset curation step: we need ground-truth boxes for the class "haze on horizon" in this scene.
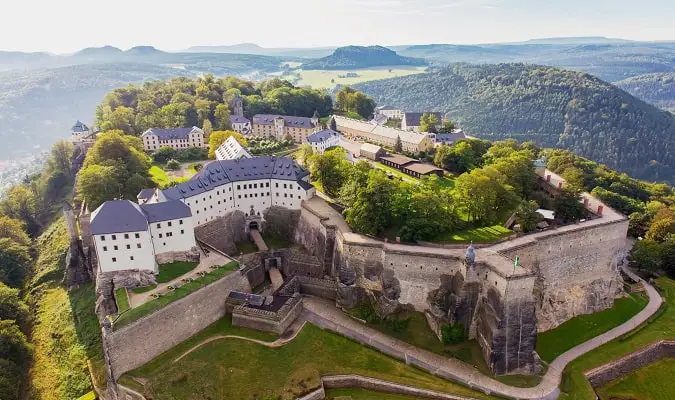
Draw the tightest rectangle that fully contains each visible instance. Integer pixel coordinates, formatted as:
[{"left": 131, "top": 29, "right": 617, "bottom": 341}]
[{"left": 2, "top": 0, "right": 675, "bottom": 53}]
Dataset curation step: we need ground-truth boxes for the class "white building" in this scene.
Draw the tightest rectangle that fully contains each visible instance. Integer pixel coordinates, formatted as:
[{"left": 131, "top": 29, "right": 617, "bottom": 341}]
[
  {"left": 334, "top": 116, "right": 434, "bottom": 154},
  {"left": 305, "top": 129, "right": 340, "bottom": 154},
  {"left": 376, "top": 106, "right": 403, "bottom": 120},
  {"left": 71, "top": 120, "right": 96, "bottom": 143},
  {"left": 141, "top": 127, "right": 207, "bottom": 152},
  {"left": 401, "top": 112, "right": 443, "bottom": 132},
  {"left": 144, "top": 156, "right": 316, "bottom": 227},
  {"left": 90, "top": 200, "right": 197, "bottom": 273},
  {"left": 229, "top": 115, "right": 251, "bottom": 135},
  {"left": 430, "top": 130, "right": 466, "bottom": 147},
  {"left": 215, "top": 136, "right": 252, "bottom": 161}
]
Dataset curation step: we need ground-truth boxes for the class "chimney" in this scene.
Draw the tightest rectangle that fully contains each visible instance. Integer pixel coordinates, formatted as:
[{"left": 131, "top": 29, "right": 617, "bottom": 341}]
[
  {"left": 546, "top": 174, "right": 551, "bottom": 182},
  {"left": 597, "top": 205, "right": 604, "bottom": 216}
]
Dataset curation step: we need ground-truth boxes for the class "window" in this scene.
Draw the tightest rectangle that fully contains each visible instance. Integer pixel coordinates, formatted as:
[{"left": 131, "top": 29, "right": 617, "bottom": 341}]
[
  {"left": 100, "top": 235, "right": 105, "bottom": 241},
  {"left": 112, "top": 257, "right": 117, "bottom": 262},
  {"left": 130, "top": 256, "right": 134, "bottom": 261},
  {"left": 112, "top": 235, "right": 117, "bottom": 240},
  {"left": 284, "top": 193, "right": 287, "bottom": 198},
  {"left": 181, "top": 229, "right": 184, "bottom": 234},
  {"left": 157, "top": 223, "right": 161, "bottom": 228},
  {"left": 124, "top": 233, "right": 129, "bottom": 239},
  {"left": 137, "top": 243, "right": 142, "bottom": 249},
  {"left": 159, "top": 233, "right": 163, "bottom": 238},
  {"left": 114, "top": 245, "right": 118, "bottom": 250},
  {"left": 254, "top": 183, "right": 258, "bottom": 188},
  {"left": 135, "top": 233, "right": 140, "bottom": 238},
  {"left": 275, "top": 183, "right": 279, "bottom": 188},
  {"left": 284, "top": 184, "right": 287, "bottom": 189},
  {"left": 238, "top": 195, "right": 241, "bottom": 199},
  {"left": 126, "top": 244, "right": 131, "bottom": 249},
  {"left": 168, "top": 221, "right": 172, "bottom": 227},
  {"left": 266, "top": 182, "right": 269, "bottom": 187},
  {"left": 103, "top": 246, "right": 107, "bottom": 251},
  {"left": 179, "top": 220, "right": 183, "bottom": 225}
]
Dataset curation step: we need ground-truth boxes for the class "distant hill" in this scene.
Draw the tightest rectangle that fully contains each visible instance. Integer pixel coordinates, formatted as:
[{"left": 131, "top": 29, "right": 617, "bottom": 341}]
[
  {"left": 302, "top": 46, "right": 426, "bottom": 70},
  {"left": 354, "top": 63, "right": 675, "bottom": 183},
  {"left": 186, "top": 43, "right": 335, "bottom": 58},
  {"left": 615, "top": 73, "right": 675, "bottom": 112},
  {"left": 516, "top": 36, "right": 634, "bottom": 45}
]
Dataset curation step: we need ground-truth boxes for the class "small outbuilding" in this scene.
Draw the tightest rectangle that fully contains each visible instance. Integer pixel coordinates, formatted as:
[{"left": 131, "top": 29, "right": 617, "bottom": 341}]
[
  {"left": 359, "top": 143, "right": 385, "bottom": 160},
  {"left": 380, "top": 154, "right": 417, "bottom": 170},
  {"left": 402, "top": 163, "right": 444, "bottom": 178}
]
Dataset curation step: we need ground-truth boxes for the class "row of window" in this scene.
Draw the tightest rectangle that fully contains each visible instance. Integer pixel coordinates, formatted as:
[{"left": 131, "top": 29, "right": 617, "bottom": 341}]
[
  {"left": 100, "top": 233, "right": 140, "bottom": 241},
  {"left": 156, "top": 220, "right": 183, "bottom": 229},
  {"left": 103, "top": 243, "right": 141, "bottom": 251}
]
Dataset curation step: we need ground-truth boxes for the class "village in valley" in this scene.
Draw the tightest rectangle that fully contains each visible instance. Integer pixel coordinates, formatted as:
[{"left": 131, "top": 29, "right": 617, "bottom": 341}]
[{"left": 59, "top": 82, "right": 669, "bottom": 400}]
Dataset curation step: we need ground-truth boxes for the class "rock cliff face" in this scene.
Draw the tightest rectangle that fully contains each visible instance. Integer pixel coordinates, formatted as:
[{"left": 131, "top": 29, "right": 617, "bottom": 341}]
[
  {"left": 194, "top": 211, "right": 247, "bottom": 254},
  {"left": 536, "top": 274, "right": 623, "bottom": 331},
  {"left": 427, "top": 272, "right": 480, "bottom": 335}
]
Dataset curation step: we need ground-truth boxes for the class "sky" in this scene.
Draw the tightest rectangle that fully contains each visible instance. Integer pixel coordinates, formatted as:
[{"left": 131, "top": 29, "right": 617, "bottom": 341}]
[{"left": 2, "top": 0, "right": 675, "bottom": 53}]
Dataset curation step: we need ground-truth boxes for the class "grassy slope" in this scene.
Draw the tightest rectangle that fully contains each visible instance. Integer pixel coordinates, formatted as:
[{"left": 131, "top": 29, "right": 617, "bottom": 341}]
[
  {"left": 148, "top": 165, "right": 168, "bottom": 187},
  {"left": 558, "top": 277, "right": 675, "bottom": 400},
  {"left": 125, "top": 318, "right": 495, "bottom": 400},
  {"left": 596, "top": 357, "right": 675, "bottom": 400},
  {"left": 326, "top": 388, "right": 424, "bottom": 399},
  {"left": 26, "top": 219, "right": 103, "bottom": 400},
  {"left": 114, "top": 262, "right": 239, "bottom": 329},
  {"left": 537, "top": 292, "right": 649, "bottom": 362},
  {"left": 115, "top": 288, "right": 130, "bottom": 313}
]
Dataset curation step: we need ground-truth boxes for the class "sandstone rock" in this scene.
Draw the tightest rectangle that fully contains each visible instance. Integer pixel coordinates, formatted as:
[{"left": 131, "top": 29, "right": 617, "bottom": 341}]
[{"left": 382, "top": 269, "right": 401, "bottom": 300}]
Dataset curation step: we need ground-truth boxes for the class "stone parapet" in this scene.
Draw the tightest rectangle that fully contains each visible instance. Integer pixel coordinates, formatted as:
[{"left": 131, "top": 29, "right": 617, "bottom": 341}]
[{"left": 232, "top": 294, "right": 303, "bottom": 334}]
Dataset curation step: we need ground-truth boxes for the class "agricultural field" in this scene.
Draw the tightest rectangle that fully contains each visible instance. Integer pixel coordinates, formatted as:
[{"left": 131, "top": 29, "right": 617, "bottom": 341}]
[{"left": 272, "top": 66, "right": 427, "bottom": 88}]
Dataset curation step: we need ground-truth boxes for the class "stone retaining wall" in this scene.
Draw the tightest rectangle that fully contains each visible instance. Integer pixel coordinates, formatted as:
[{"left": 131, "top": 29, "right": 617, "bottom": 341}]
[
  {"left": 103, "top": 271, "right": 251, "bottom": 382},
  {"left": 320, "top": 375, "right": 479, "bottom": 400},
  {"left": 584, "top": 339, "right": 675, "bottom": 388},
  {"left": 232, "top": 294, "right": 303, "bottom": 334},
  {"left": 155, "top": 248, "right": 200, "bottom": 265}
]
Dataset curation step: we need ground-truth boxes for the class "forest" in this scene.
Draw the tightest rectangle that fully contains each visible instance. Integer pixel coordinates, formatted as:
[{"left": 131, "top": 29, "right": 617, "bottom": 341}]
[
  {"left": 354, "top": 63, "right": 675, "bottom": 184},
  {"left": 301, "top": 45, "right": 426, "bottom": 70},
  {"left": 95, "top": 76, "right": 333, "bottom": 135},
  {"left": 615, "top": 72, "right": 675, "bottom": 112}
]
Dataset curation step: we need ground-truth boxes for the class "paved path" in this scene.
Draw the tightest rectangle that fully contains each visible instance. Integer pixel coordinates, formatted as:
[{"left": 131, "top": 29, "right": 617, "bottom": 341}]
[
  {"left": 269, "top": 267, "right": 284, "bottom": 291},
  {"left": 250, "top": 228, "right": 268, "bottom": 251},
  {"left": 301, "top": 266, "right": 663, "bottom": 399}
]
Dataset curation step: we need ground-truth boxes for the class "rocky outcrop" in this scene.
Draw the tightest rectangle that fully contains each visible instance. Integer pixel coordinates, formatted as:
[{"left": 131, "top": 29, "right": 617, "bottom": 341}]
[
  {"left": 537, "top": 274, "right": 623, "bottom": 332},
  {"left": 194, "top": 211, "right": 246, "bottom": 254},
  {"left": 427, "top": 272, "right": 479, "bottom": 335},
  {"left": 263, "top": 206, "right": 300, "bottom": 239},
  {"left": 63, "top": 242, "right": 93, "bottom": 287}
]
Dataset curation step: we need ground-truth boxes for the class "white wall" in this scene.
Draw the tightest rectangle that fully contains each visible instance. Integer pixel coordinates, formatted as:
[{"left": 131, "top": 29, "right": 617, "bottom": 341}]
[
  {"left": 94, "top": 230, "right": 157, "bottom": 273},
  {"left": 148, "top": 216, "right": 197, "bottom": 255},
  {"left": 184, "top": 183, "right": 236, "bottom": 226}
]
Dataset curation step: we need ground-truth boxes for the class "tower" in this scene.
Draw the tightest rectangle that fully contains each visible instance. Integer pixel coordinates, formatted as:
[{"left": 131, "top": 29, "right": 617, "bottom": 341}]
[
  {"left": 311, "top": 110, "right": 320, "bottom": 127},
  {"left": 231, "top": 93, "right": 244, "bottom": 117}
]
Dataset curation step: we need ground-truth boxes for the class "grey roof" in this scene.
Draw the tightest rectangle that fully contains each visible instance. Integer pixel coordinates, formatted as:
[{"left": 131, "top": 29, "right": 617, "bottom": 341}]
[
  {"left": 141, "top": 127, "right": 202, "bottom": 140},
  {"left": 434, "top": 132, "right": 466, "bottom": 142},
  {"left": 403, "top": 112, "right": 442, "bottom": 127},
  {"left": 229, "top": 115, "right": 250, "bottom": 124},
  {"left": 380, "top": 154, "right": 418, "bottom": 167},
  {"left": 161, "top": 156, "right": 310, "bottom": 200},
  {"left": 252, "top": 114, "right": 314, "bottom": 128},
  {"left": 140, "top": 200, "right": 192, "bottom": 223},
  {"left": 360, "top": 143, "right": 384, "bottom": 155},
  {"left": 91, "top": 200, "right": 148, "bottom": 235},
  {"left": 72, "top": 120, "right": 89, "bottom": 132},
  {"left": 306, "top": 129, "right": 339, "bottom": 144},
  {"left": 227, "top": 291, "right": 264, "bottom": 306},
  {"left": 403, "top": 163, "right": 444, "bottom": 175},
  {"left": 377, "top": 105, "right": 396, "bottom": 111},
  {"left": 298, "top": 180, "right": 314, "bottom": 190},
  {"left": 137, "top": 188, "right": 155, "bottom": 200}
]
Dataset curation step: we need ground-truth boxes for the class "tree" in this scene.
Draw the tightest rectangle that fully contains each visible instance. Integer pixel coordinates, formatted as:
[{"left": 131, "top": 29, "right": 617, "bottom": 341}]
[
  {"left": 491, "top": 151, "right": 537, "bottom": 199},
  {"left": 561, "top": 167, "right": 586, "bottom": 192},
  {"left": 0, "top": 358, "right": 22, "bottom": 400},
  {"left": 394, "top": 135, "right": 403, "bottom": 153},
  {"left": 152, "top": 146, "right": 177, "bottom": 164},
  {"left": 419, "top": 113, "right": 439, "bottom": 133},
  {"left": 436, "top": 141, "right": 477, "bottom": 173},
  {"left": 454, "top": 166, "right": 517, "bottom": 224},
  {"left": 553, "top": 187, "right": 585, "bottom": 222},
  {"left": 48, "top": 140, "right": 73, "bottom": 179},
  {"left": 0, "top": 282, "right": 28, "bottom": 323},
  {"left": 166, "top": 159, "right": 180, "bottom": 171},
  {"left": 0, "top": 217, "right": 30, "bottom": 247},
  {"left": 0, "top": 320, "right": 31, "bottom": 367},
  {"left": 437, "top": 120, "right": 457, "bottom": 133},
  {"left": 346, "top": 170, "right": 396, "bottom": 236},
  {"left": 77, "top": 165, "right": 122, "bottom": 209},
  {"left": 515, "top": 201, "right": 543, "bottom": 233},
  {"left": 207, "top": 130, "right": 248, "bottom": 159},
  {"left": 662, "top": 236, "right": 675, "bottom": 278},
  {"left": 398, "top": 179, "right": 459, "bottom": 241},
  {"left": 335, "top": 86, "right": 376, "bottom": 118},
  {"left": 214, "top": 104, "right": 232, "bottom": 130},
  {"left": 308, "top": 148, "right": 349, "bottom": 197},
  {"left": 1, "top": 186, "right": 38, "bottom": 237},
  {"left": 645, "top": 217, "right": 675, "bottom": 242},
  {"left": 202, "top": 119, "right": 213, "bottom": 136},
  {"left": 298, "top": 144, "right": 314, "bottom": 167},
  {"left": 628, "top": 211, "right": 652, "bottom": 238},
  {"left": 0, "top": 239, "right": 31, "bottom": 288},
  {"left": 628, "top": 239, "right": 662, "bottom": 271}
]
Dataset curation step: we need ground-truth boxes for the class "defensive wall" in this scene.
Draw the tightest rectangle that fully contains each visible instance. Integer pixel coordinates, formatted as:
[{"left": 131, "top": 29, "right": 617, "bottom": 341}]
[
  {"left": 102, "top": 270, "right": 251, "bottom": 387},
  {"left": 231, "top": 293, "right": 304, "bottom": 334}
]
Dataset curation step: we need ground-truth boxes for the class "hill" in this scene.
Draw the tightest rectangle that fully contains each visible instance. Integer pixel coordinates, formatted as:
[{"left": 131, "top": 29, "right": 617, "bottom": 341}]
[
  {"left": 615, "top": 73, "right": 675, "bottom": 112},
  {"left": 186, "top": 43, "right": 335, "bottom": 58},
  {"left": 354, "top": 63, "right": 675, "bottom": 183},
  {"left": 302, "top": 45, "right": 426, "bottom": 70}
]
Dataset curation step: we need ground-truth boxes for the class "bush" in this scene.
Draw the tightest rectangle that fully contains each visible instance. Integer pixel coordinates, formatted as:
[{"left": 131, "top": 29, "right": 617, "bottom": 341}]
[
  {"left": 385, "top": 314, "right": 410, "bottom": 333},
  {"left": 356, "top": 301, "right": 380, "bottom": 324},
  {"left": 166, "top": 159, "right": 180, "bottom": 170},
  {"left": 441, "top": 323, "right": 465, "bottom": 345}
]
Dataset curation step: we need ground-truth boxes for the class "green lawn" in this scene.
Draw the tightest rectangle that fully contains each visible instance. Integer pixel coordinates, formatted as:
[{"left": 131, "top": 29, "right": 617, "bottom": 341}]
[
  {"left": 431, "top": 225, "right": 513, "bottom": 244},
  {"left": 149, "top": 165, "right": 169, "bottom": 186},
  {"left": 131, "top": 284, "right": 157, "bottom": 294},
  {"left": 236, "top": 240, "right": 258, "bottom": 255},
  {"left": 326, "top": 388, "right": 424, "bottom": 399},
  {"left": 350, "top": 309, "right": 540, "bottom": 387},
  {"left": 596, "top": 357, "right": 675, "bottom": 400},
  {"left": 123, "top": 318, "right": 496, "bottom": 400},
  {"left": 114, "top": 262, "right": 239, "bottom": 329},
  {"left": 262, "top": 232, "right": 292, "bottom": 249},
  {"left": 115, "top": 288, "right": 130, "bottom": 313},
  {"left": 537, "top": 292, "right": 650, "bottom": 362},
  {"left": 157, "top": 261, "right": 199, "bottom": 283},
  {"left": 557, "top": 277, "right": 675, "bottom": 400}
]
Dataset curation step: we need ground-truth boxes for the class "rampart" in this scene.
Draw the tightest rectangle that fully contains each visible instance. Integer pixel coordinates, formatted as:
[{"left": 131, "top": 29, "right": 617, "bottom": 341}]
[
  {"left": 103, "top": 270, "right": 251, "bottom": 383},
  {"left": 232, "top": 293, "right": 304, "bottom": 334}
]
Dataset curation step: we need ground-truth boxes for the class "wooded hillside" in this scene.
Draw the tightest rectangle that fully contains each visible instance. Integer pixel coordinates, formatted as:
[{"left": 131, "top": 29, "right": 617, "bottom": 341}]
[
  {"left": 355, "top": 63, "right": 675, "bottom": 183},
  {"left": 615, "top": 72, "right": 675, "bottom": 112}
]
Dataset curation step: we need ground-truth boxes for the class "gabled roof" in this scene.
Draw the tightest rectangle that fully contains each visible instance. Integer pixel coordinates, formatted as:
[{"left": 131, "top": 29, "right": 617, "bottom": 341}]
[
  {"left": 306, "top": 129, "right": 339, "bottom": 144},
  {"left": 360, "top": 143, "right": 384, "bottom": 154},
  {"left": 141, "top": 127, "right": 203, "bottom": 140},
  {"left": 91, "top": 200, "right": 148, "bottom": 234},
  {"left": 215, "top": 136, "right": 252, "bottom": 161},
  {"left": 333, "top": 116, "right": 429, "bottom": 145},
  {"left": 403, "top": 163, "right": 444, "bottom": 175},
  {"left": 137, "top": 188, "right": 155, "bottom": 200},
  {"left": 380, "top": 154, "right": 418, "bottom": 167},
  {"left": 298, "top": 180, "right": 315, "bottom": 191},
  {"left": 434, "top": 131, "right": 466, "bottom": 142},
  {"left": 160, "top": 156, "right": 310, "bottom": 200},
  {"left": 72, "top": 120, "right": 89, "bottom": 133},
  {"left": 252, "top": 114, "right": 314, "bottom": 128},
  {"left": 403, "top": 112, "right": 443, "bottom": 128},
  {"left": 140, "top": 200, "right": 192, "bottom": 223},
  {"left": 229, "top": 115, "right": 250, "bottom": 124}
]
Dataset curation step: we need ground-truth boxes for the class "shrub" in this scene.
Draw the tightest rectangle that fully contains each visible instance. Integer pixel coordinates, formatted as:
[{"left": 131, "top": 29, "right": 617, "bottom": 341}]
[
  {"left": 441, "top": 323, "right": 465, "bottom": 345},
  {"left": 356, "top": 301, "right": 380, "bottom": 324},
  {"left": 166, "top": 159, "right": 180, "bottom": 170}
]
